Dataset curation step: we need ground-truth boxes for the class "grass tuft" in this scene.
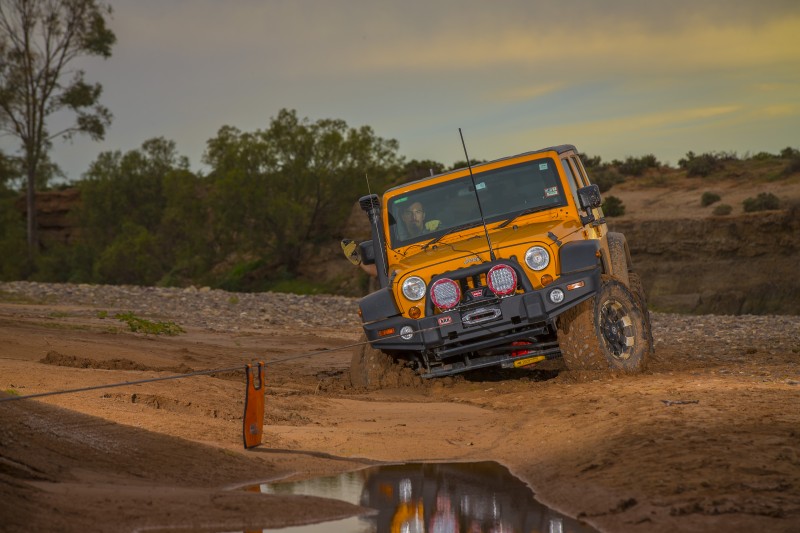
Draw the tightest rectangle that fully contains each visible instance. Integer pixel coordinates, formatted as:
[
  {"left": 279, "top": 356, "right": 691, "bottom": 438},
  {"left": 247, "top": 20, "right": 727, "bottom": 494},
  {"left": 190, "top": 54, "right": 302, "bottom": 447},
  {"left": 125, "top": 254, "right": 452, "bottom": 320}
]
[{"left": 114, "top": 312, "right": 185, "bottom": 336}]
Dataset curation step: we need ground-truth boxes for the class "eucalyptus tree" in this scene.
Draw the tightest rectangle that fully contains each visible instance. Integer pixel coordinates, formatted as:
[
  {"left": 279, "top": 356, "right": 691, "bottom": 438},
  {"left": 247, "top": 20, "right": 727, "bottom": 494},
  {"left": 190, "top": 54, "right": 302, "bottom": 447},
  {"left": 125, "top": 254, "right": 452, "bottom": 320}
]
[
  {"left": 0, "top": 0, "right": 115, "bottom": 258},
  {"left": 204, "top": 109, "right": 401, "bottom": 278}
]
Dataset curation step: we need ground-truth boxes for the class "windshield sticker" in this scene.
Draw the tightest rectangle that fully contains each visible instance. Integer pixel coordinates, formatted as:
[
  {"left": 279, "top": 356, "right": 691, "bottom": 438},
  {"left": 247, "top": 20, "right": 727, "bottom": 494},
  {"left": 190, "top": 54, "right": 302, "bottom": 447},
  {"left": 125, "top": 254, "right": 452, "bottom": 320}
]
[
  {"left": 539, "top": 163, "right": 548, "bottom": 170},
  {"left": 394, "top": 197, "right": 409, "bottom": 204},
  {"left": 476, "top": 182, "right": 486, "bottom": 190},
  {"left": 544, "top": 186, "right": 559, "bottom": 198}
]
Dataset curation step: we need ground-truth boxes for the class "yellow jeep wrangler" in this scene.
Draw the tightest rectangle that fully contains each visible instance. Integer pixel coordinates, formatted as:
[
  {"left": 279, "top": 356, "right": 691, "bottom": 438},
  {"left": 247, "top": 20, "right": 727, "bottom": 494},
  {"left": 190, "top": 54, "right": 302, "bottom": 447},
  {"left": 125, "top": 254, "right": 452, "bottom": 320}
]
[{"left": 347, "top": 144, "right": 652, "bottom": 387}]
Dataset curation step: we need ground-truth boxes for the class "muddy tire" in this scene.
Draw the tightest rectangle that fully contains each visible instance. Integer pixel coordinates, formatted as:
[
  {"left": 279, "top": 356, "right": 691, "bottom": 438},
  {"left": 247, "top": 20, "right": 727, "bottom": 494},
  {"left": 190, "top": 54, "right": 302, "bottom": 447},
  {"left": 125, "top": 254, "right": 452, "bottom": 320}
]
[
  {"left": 607, "top": 232, "right": 630, "bottom": 288},
  {"left": 557, "top": 279, "right": 650, "bottom": 372},
  {"left": 628, "top": 271, "right": 655, "bottom": 353},
  {"left": 350, "top": 334, "right": 421, "bottom": 390}
]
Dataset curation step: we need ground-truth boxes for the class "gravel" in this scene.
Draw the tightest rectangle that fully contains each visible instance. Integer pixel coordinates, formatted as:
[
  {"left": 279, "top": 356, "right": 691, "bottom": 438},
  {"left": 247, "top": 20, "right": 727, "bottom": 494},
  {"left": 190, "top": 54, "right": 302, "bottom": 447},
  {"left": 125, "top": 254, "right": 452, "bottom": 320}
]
[
  {"left": 0, "top": 281, "right": 362, "bottom": 332},
  {"left": 1, "top": 282, "right": 799, "bottom": 354}
]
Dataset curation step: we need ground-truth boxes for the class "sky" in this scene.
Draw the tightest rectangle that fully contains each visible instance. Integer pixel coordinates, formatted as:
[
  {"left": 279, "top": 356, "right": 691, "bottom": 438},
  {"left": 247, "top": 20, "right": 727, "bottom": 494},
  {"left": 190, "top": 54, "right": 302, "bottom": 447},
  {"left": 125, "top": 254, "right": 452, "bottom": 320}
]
[{"left": 5, "top": 0, "right": 800, "bottom": 181}]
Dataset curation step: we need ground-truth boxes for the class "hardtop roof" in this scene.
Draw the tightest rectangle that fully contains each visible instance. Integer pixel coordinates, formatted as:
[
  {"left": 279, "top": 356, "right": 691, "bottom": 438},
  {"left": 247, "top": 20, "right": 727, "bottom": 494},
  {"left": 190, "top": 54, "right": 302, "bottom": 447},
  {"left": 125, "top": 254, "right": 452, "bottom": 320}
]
[{"left": 384, "top": 144, "right": 578, "bottom": 195}]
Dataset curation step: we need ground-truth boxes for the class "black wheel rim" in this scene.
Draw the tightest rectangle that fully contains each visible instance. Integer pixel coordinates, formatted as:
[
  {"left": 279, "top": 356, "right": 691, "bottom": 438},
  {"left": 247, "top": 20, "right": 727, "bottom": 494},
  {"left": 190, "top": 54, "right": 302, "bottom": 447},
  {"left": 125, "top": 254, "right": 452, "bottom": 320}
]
[{"left": 599, "top": 299, "right": 635, "bottom": 360}]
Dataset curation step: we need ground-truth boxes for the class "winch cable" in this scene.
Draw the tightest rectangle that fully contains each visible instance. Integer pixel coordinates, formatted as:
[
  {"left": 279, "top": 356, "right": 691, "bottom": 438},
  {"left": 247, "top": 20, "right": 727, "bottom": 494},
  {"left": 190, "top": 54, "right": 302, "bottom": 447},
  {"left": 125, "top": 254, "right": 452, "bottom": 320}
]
[{"left": 0, "top": 322, "right": 446, "bottom": 404}]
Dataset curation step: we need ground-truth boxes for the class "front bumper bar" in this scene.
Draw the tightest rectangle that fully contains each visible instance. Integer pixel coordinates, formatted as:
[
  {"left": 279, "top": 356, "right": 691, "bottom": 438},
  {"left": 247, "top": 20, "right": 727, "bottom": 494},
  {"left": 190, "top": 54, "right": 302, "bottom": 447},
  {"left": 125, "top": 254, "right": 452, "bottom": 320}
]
[{"left": 363, "top": 267, "right": 601, "bottom": 359}]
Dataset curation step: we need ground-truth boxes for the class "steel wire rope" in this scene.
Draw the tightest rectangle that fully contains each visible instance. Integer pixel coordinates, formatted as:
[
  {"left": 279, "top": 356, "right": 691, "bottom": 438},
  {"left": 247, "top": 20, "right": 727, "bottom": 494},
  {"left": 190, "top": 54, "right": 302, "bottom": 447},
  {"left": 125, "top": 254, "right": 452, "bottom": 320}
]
[{"left": 0, "top": 322, "right": 444, "bottom": 403}]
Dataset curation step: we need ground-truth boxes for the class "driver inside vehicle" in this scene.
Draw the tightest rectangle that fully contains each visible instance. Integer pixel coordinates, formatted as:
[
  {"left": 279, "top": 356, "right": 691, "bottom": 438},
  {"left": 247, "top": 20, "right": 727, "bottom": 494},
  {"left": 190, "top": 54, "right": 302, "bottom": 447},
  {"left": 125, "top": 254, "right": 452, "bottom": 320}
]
[{"left": 401, "top": 201, "right": 440, "bottom": 238}]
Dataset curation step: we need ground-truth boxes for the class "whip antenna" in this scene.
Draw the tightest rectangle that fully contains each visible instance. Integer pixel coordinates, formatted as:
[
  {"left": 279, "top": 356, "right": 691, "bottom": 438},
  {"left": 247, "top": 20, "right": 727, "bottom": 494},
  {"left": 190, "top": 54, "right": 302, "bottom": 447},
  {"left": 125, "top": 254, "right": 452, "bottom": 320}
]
[{"left": 459, "top": 128, "right": 496, "bottom": 261}]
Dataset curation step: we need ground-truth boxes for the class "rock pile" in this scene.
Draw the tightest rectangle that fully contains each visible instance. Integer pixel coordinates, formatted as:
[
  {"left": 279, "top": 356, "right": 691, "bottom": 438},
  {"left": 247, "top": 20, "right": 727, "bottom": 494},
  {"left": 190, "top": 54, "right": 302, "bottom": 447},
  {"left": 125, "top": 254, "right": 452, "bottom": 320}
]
[{"left": 0, "top": 281, "right": 362, "bottom": 332}]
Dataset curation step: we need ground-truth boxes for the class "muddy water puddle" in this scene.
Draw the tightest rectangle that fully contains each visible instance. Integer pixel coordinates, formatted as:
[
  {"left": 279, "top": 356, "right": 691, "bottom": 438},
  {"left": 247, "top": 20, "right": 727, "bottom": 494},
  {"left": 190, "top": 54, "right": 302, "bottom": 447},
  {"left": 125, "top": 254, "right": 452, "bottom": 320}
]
[{"left": 245, "top": 461, "right": 596, "bottom": 532}]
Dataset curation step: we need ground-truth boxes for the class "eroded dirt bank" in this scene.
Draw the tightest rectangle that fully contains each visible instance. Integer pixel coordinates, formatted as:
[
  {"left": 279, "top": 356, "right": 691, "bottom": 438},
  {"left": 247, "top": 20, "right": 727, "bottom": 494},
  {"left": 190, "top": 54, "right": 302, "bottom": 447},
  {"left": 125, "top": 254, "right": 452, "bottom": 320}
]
[
  {"left": 609, "top": 209, "right": 800, "bottom": 315},
  {"left": 1, "top": 282, "right": 799, "bottom": 532}
]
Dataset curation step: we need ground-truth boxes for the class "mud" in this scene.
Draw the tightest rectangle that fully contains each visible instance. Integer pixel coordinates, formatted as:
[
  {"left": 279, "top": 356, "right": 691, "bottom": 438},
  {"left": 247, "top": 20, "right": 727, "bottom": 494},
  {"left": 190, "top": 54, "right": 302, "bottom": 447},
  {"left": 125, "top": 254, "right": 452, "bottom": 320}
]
[
  {"left": 40, "top": 350, "right": 195, "bottom": 373},
  {"left": 1, "top": 298, "right": 799, "bottom": 532}
]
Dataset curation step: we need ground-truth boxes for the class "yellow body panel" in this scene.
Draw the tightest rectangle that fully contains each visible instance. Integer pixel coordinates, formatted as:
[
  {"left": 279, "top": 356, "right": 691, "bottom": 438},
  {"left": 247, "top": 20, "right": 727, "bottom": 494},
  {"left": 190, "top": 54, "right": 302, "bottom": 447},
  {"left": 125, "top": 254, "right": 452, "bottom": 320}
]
[{"left": 381, "top": 149, "right": 605, "bottom": 318}]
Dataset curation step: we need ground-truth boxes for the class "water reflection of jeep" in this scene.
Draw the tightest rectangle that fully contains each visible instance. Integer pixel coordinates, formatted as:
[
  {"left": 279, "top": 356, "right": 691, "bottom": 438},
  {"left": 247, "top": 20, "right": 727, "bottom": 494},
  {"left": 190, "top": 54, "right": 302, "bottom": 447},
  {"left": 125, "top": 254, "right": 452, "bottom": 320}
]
[
  {"left": 346, "top": 145, "right": 653, "bottom": 387},
  {"left": 359, "top": 462, "right": 595, "bottom": 533}
]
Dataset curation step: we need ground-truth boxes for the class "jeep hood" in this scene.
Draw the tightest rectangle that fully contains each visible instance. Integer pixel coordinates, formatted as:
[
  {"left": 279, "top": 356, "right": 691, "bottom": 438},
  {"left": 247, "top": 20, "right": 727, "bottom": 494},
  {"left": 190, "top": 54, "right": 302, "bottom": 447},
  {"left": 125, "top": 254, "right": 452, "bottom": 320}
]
[{"left": 389, "top": 216, "right": 581, "bottom": 277}]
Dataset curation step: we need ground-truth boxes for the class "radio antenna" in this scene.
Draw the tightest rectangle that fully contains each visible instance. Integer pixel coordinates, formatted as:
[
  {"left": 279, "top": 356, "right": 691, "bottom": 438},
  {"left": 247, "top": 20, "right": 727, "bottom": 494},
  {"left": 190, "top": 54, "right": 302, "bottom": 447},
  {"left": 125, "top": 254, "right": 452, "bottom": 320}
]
[
  {"left": 459, "top": 128, "right": 496, "bottom": 261},
  {"left": 364, "top": 172, "right": 373, "bottom": 198}
]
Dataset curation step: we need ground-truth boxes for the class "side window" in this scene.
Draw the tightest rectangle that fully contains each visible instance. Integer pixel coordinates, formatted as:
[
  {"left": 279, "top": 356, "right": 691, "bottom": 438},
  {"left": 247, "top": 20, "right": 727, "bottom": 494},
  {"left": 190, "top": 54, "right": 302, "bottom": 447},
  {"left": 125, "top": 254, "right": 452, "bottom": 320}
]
[
  {"left": 560, "top": 158, "right": 582, "bottom": 209},
  {"left": 570, "top": 156, "right": 590, "bottom": 186}
]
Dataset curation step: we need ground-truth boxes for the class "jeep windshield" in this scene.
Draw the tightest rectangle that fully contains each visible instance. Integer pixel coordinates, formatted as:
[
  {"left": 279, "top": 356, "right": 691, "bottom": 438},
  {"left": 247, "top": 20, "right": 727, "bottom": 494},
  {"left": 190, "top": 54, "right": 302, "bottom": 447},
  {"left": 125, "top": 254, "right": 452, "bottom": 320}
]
[{"left": 387, "top": 157, "right": 567, "bottom": 249}]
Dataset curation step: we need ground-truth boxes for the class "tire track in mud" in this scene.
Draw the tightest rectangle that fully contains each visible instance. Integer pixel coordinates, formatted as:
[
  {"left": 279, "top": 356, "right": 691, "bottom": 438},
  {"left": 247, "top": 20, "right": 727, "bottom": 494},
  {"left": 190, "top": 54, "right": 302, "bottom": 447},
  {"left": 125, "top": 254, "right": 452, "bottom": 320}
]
[{"left": 40, "top": 350, "right": 195, "bottom": 374}]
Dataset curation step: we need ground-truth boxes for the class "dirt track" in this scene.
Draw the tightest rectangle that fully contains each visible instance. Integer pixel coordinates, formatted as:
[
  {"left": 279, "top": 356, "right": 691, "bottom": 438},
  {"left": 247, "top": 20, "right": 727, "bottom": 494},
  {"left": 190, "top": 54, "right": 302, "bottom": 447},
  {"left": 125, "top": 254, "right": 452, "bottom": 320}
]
[{"left": 1, "top": 284, "right": 799, "bottom": 532}]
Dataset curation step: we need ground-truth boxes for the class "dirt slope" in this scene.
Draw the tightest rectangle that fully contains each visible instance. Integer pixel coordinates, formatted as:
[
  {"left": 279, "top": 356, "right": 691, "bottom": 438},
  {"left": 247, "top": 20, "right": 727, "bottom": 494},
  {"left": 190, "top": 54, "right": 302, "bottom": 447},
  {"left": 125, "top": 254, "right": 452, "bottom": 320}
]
[
  {"left": 605, "top": 171, "right": 800, "bottom": 315},
  {"left": 1, "top": 292, "right": 799, "bottom": 532}
]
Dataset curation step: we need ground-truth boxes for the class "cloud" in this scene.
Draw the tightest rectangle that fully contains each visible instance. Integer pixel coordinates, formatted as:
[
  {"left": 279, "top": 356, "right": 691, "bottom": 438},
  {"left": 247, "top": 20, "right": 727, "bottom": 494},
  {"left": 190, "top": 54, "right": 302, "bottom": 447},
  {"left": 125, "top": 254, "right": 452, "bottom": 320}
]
[
  {"left": 106, "top": 1, "right": 800, "bottom": 78},
  {"left": 521, "top": 105, "right": 743, "bottom": 142},
  {"left": 758, "top": 104, "right": 799, "bottom": 118},
  {"left": 487, "top": 83, "right": 564, "bottom": 104},
  {"left": 347, "top": 15, "right": 800, "bottom": 80}
]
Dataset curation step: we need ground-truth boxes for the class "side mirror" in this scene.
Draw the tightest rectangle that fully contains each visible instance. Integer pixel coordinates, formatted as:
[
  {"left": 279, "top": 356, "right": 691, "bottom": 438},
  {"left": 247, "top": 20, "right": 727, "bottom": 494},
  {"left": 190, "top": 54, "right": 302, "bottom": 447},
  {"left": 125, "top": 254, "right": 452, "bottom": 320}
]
[
  {"left": 359, "top": 240, "right": 376, "bottom": 265},
  {"left": 341, "top": 239, "right": 376, "bottom": 265},
  {"left": 577, "top": 184, "right": 602, "bottom": 210}
]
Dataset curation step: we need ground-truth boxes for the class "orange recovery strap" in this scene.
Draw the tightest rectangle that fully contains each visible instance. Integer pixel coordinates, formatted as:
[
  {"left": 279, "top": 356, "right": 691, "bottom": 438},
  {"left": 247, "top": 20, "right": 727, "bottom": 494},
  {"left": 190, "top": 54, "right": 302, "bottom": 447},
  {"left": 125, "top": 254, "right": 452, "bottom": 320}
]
[{"left": 242, "top": 362, "right": 265, "bottom": 449}]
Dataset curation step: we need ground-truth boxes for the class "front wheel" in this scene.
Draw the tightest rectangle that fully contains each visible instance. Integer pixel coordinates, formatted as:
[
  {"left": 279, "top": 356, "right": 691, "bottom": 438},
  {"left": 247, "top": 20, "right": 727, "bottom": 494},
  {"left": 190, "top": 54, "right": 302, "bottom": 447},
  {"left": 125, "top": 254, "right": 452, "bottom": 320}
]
[{"left": 557, "top": 279, "right": 651, "bottom": 372}]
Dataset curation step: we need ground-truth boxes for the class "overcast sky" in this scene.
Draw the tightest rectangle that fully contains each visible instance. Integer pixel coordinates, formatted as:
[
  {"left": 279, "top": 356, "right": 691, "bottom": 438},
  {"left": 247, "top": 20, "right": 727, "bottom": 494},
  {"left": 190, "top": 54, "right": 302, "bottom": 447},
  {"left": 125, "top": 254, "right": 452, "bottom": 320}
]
[{"left": 7, "top": 0, "right": 800, "bottom": 181}]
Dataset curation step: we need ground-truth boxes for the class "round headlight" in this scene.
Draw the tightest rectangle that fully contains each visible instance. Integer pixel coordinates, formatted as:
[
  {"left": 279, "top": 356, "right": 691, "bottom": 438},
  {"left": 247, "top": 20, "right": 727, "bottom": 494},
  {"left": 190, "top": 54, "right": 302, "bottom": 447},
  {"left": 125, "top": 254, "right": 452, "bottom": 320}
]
[
  {"left": 430, "top": 278, "right": 461, "bottom": 310},
  {"left": 525, "top": 246, "right": 550, "bottom": 271},
  {"left": 402, "top": 276, "right": 426, "bottom": 301},
  {"left": 400, "top": 326, "right": 414, "bottom": 340},
  {"left": 487, "top": 265, "right": 517, "bottom": 296}
]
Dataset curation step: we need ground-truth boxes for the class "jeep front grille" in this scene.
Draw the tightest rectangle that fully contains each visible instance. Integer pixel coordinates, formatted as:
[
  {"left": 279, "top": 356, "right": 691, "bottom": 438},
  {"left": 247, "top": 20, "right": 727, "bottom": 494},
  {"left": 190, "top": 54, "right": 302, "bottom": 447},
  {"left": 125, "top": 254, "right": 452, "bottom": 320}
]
[{"left": 424, "top": 258, "right": 534, "bottom": 316}]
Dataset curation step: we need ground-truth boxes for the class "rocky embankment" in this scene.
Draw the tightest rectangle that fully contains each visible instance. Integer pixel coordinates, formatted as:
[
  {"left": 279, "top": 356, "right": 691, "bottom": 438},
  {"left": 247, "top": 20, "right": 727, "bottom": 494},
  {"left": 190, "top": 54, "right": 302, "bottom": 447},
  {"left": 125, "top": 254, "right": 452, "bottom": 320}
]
[
  {"left": 610, "top": 209, "right": 800, "bottom": 315},
  {"left": 0, "top": 281, "right": 361, "bottom": 334}
]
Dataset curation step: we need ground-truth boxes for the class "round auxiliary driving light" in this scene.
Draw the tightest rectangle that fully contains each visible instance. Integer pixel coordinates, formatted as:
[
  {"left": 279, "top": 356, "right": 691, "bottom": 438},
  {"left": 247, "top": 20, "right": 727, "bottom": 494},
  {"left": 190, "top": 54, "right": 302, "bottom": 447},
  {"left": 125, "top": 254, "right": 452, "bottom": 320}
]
[
  {"left": 487, "top": 265, "right": 517, "bottom": 296},
  {"left": 402, "top": 276, "right": 426, "bottom": 301},
  {"left": 400, "top": 326, "right": 414, "bottom": 340},
  {"left": 525, "top": 246, "right": 550, "bottom": 271},
  {"left": 549, "top": 288, "right": 565, "bottom": 304},
  {"left": 430, "top": 278, "right": 461, "bottom": 310}
]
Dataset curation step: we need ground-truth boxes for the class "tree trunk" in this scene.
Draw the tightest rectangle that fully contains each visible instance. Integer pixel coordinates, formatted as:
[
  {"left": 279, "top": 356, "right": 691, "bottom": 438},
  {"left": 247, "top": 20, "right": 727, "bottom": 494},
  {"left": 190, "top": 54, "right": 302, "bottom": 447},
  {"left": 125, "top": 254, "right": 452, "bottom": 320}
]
[{"left": 26, "top": 167, "right": 37, "bottom": 259}]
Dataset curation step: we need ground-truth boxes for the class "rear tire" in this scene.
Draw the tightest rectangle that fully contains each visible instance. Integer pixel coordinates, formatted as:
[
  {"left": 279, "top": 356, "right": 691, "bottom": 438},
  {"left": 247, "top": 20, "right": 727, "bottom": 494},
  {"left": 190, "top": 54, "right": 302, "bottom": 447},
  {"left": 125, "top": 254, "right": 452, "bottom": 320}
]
[{"left": 557, "top": 279, "right": 650, "bottom": 372}]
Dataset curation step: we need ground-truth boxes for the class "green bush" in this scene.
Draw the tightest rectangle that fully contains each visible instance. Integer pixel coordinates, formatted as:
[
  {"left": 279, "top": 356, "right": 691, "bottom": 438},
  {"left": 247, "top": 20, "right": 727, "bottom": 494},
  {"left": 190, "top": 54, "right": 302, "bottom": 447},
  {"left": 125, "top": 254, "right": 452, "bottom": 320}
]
[
  {"left": 780, "top": 147, "right": 799, "bottom": 159},
  {"left": 712, "top": 204, "right": 732, "bottom": 216},
  {"left": 743, "top": 192, "right": 780, "bottom": 212},
  {"left": 782, "top": 155, "right": 800, "bottom": 177},
  {"left": 217, "top": 259, "right": 268, "bottom": 292},
  {"left": 701, "top": 192, "right": 721, "bottom": 207},
  {"left": 93, "top": 222, "right": 164, "bottom": 285},
  {"left": 592, "top": 168, "right": 625, "bottom": 193},
  {"left": 602, "top": 196, "right": 626, "bottom": 217},
  {"left": 679, "top": 151, "right": 722, "bottom": 177},
  {"left": 750, "top": 151, "right": 776, "bottom": 161},
  {"left": 0, "top": 187, "right": 28, "bottom": 280},
  {"left": 613, "top": 154, "right": 660, "bottom": 176}
]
